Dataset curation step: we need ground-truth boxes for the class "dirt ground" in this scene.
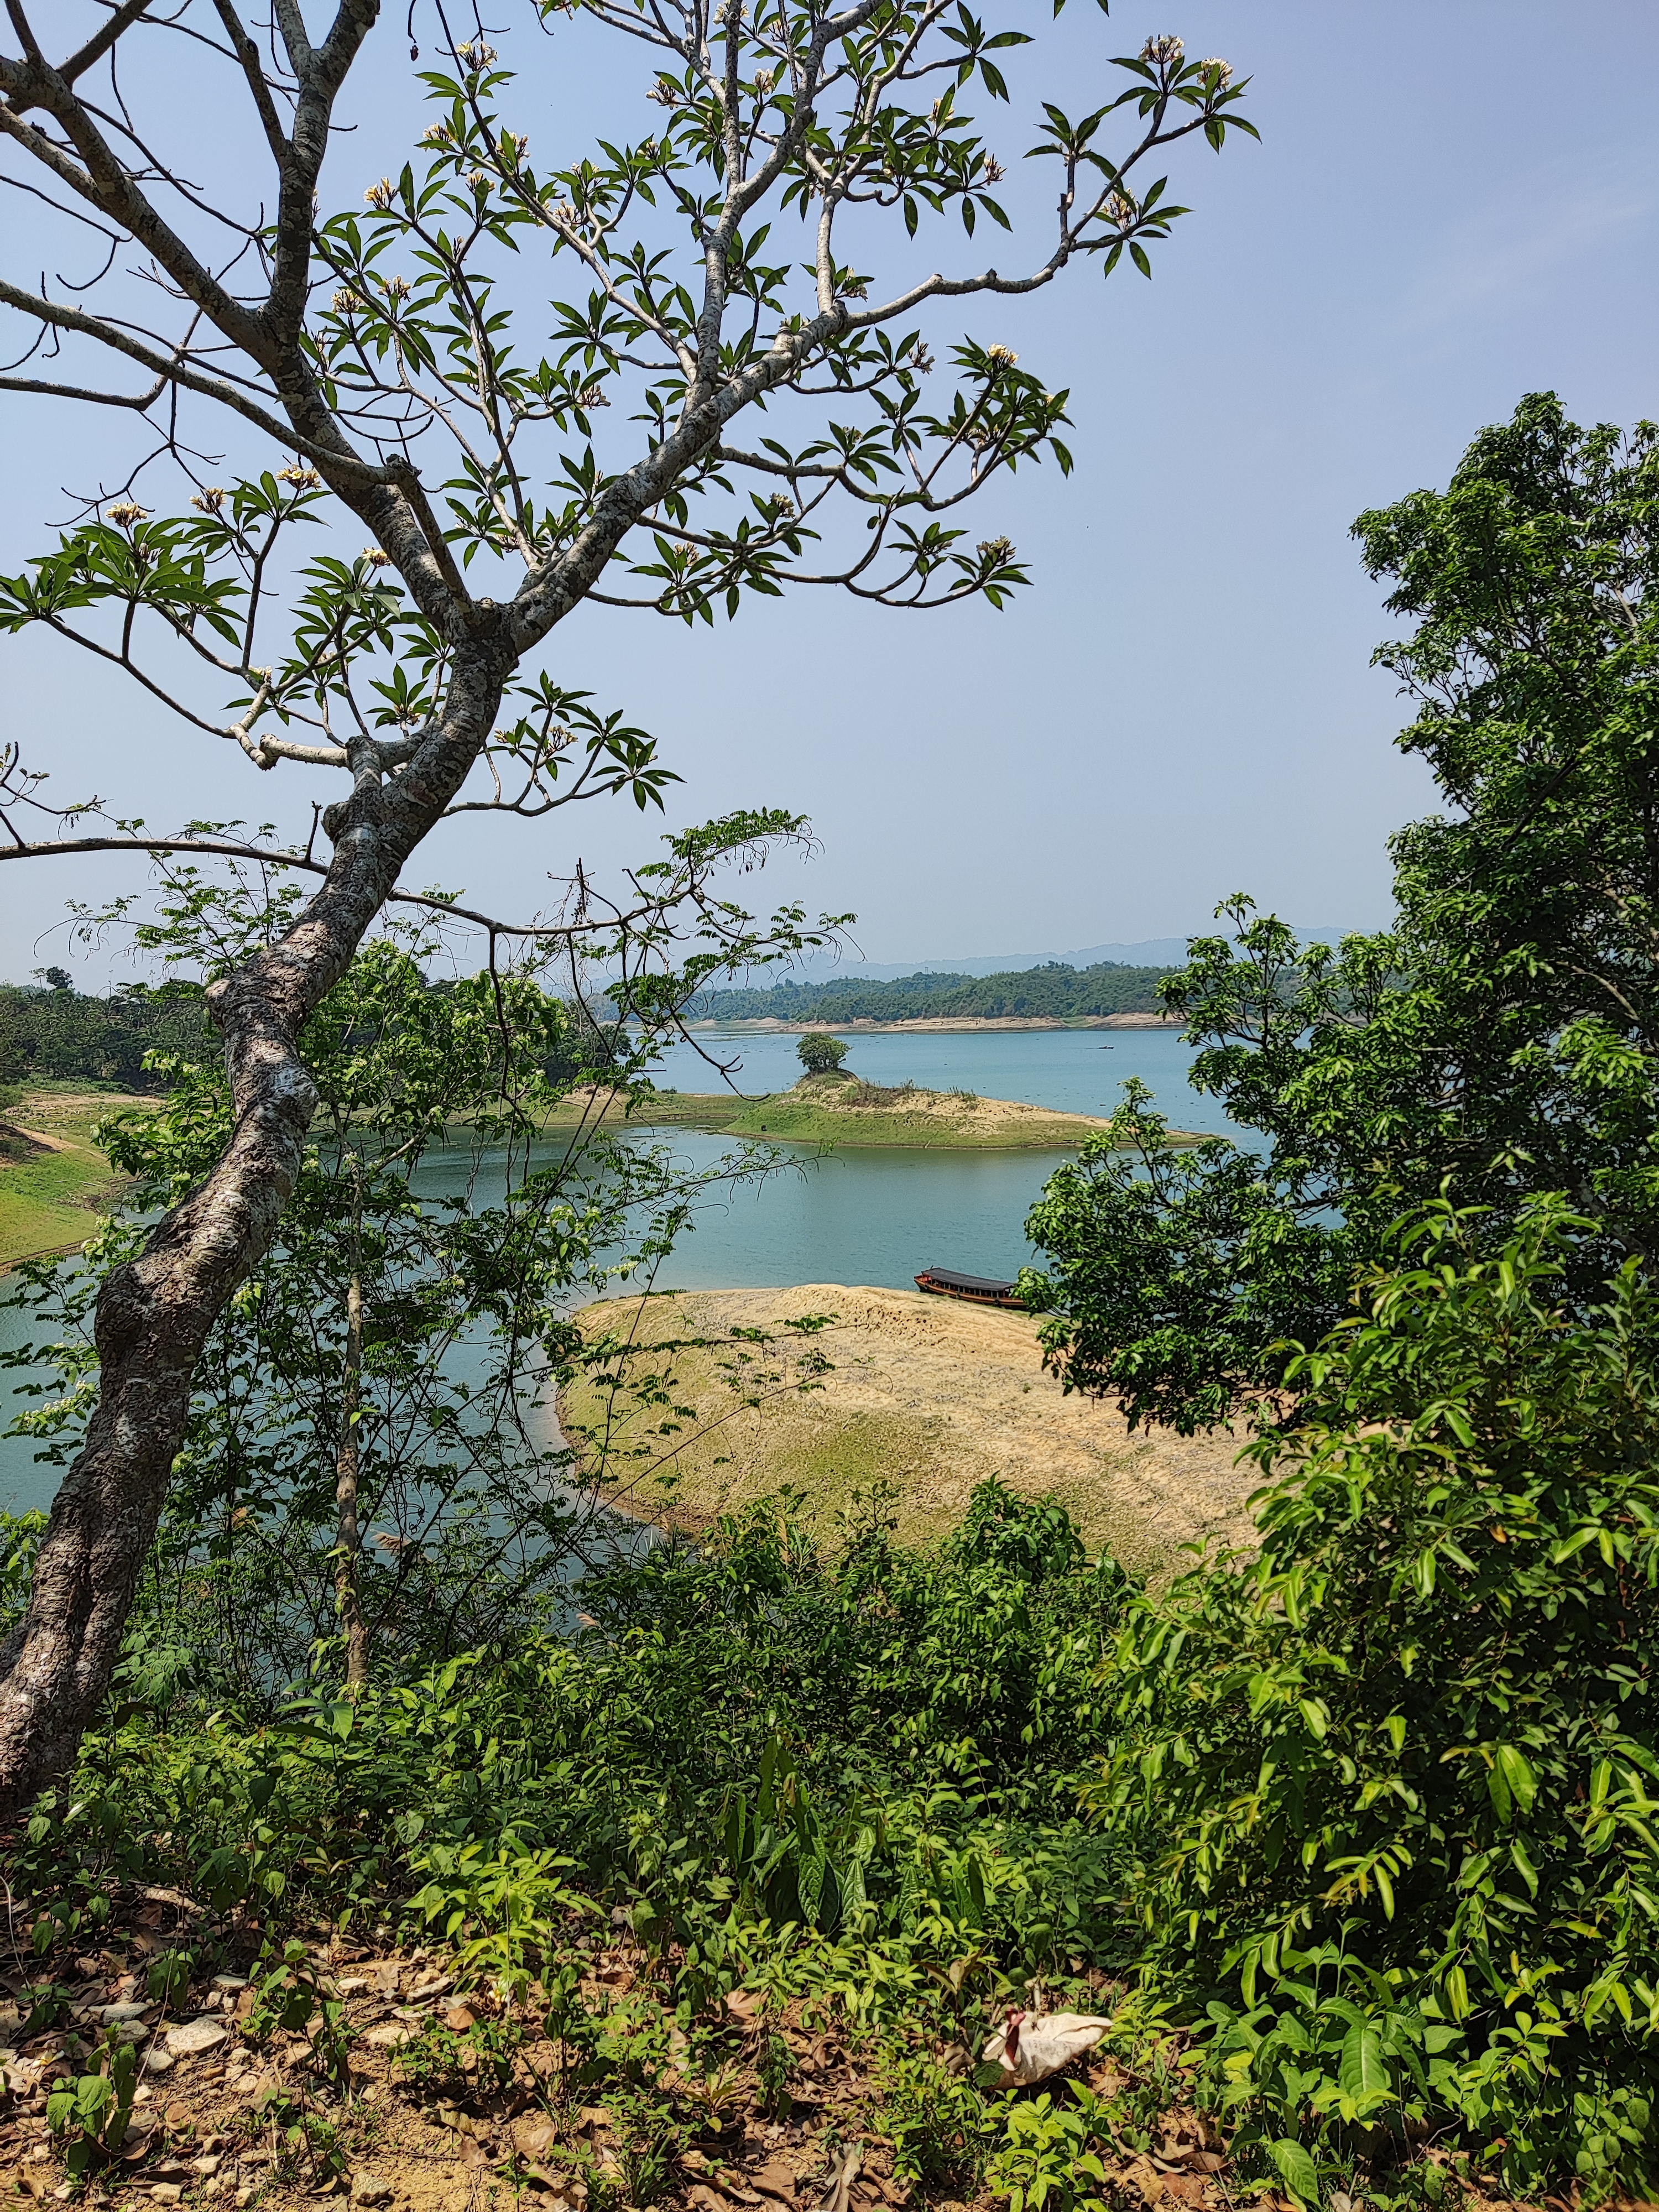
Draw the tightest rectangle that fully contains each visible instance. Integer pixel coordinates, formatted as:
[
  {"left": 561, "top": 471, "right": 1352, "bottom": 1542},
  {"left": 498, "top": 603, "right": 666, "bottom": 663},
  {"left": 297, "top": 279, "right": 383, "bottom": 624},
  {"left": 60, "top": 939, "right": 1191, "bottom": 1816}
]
[
  {"left": 564, "top": 1285, "right": 1258, "bottom": 1577},
  {"left": 3, "top": 1914, "right": 1597, "bottom": 2212},
  {"left": 1, "top": 1917, "right": 936, "bottom": 2212}
]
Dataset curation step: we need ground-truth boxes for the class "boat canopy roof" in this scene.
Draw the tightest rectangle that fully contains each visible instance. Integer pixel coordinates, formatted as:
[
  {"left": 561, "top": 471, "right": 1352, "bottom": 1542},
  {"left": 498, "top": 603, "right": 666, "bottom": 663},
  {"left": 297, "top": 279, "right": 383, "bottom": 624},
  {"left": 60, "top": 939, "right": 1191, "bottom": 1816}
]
[{"left": 917, "top": 1267, "right": 1020, "bottom": 1294}]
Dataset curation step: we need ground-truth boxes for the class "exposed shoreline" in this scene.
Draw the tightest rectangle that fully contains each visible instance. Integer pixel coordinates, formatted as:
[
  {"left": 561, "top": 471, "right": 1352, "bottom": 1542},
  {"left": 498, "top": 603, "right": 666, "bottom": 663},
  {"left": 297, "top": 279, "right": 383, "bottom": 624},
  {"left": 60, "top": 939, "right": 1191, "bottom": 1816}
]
[
  {"left": 686, "top": 1011, "right": 1184, "bottom": 1034},
  {"left": 562, "top": 1282, "right": 1255, "bottom": 1575}
]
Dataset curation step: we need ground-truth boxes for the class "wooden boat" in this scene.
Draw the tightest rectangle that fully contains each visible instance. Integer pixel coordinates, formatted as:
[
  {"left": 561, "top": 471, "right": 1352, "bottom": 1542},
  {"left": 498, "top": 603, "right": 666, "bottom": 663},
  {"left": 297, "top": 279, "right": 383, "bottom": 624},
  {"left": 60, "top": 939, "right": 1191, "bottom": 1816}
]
[{"left": 915, "top": 1266, "right": 1026, "bottom": 1310}]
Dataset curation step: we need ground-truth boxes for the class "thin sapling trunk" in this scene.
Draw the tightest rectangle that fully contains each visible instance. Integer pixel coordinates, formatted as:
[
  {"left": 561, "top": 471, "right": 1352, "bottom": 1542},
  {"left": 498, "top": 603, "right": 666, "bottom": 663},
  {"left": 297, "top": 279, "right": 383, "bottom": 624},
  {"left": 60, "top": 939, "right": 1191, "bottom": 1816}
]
[{"left": 334, "top": 1156, "right": 369, "bottom": 1691}]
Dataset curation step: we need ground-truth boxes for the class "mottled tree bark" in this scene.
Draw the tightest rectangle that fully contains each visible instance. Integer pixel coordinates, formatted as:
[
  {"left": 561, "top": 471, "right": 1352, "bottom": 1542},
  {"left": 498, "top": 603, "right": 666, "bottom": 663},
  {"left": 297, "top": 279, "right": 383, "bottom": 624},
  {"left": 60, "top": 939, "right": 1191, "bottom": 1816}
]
[{"left": 0, "top": 643, "right": 510, "bottom": 1812}]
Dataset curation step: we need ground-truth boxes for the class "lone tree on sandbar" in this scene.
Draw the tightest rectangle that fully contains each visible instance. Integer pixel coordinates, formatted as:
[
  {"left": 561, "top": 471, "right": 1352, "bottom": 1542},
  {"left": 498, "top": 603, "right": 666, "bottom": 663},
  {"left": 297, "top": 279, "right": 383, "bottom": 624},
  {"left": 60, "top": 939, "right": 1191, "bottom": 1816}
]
[{"left": 798, "top": 1034, "right": 852, "bottom": 1077}]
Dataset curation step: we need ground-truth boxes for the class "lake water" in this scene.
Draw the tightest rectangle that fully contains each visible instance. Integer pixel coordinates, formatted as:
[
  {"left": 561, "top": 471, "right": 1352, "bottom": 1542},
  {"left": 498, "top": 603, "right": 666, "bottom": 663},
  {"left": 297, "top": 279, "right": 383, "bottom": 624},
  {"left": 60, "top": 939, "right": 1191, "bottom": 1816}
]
[
  {"left": 625, "top": 1024, "right": 1238, "bottom": 1293},
  {"left": 0, "top": 1028, "right": 1240, "bottom": 1515},
  {"left": 650, "top": 1023, "right": 1230, "bottom": 1130}
]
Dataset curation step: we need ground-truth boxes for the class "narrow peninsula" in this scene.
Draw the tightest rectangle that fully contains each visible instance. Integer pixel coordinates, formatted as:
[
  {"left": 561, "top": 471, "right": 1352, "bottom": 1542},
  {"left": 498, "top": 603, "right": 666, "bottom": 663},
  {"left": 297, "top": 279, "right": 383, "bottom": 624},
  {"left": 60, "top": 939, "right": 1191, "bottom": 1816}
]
[{"left": 546, "top": 1067, "right": 1207, "bottom": 1150}]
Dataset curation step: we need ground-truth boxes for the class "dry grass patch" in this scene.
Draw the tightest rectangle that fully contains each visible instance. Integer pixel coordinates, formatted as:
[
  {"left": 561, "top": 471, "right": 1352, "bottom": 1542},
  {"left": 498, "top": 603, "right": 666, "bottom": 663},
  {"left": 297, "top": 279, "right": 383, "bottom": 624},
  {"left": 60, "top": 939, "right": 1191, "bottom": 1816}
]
[{"left": 560, "top": 1284, "right": 1256, "bottom": 1577}]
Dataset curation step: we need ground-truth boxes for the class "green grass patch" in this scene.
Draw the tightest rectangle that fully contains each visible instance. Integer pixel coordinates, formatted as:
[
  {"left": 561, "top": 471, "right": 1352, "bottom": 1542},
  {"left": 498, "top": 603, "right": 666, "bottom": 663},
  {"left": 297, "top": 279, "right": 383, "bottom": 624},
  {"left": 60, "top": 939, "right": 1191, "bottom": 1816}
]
[
  {"left": 0, "top": 1083, "right": 150, "bottom": 1270},
  {"left": 542, "top": 1078, "right": 1204, "bottom": 1151}
]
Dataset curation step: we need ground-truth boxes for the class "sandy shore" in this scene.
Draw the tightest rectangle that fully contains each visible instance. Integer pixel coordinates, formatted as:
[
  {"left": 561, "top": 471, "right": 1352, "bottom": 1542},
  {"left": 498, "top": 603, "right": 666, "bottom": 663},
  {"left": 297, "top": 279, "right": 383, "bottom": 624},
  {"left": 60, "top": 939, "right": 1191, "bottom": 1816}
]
[
  {"left": 688, "top": 1013, "right": 1184, "bottom": 1032},
  {"left": 545, "top": 1077, "right": 1208, "bottom": 1148},
  {"left": 562, "top": 1282, "right": 1258, "bottom": 1578}
]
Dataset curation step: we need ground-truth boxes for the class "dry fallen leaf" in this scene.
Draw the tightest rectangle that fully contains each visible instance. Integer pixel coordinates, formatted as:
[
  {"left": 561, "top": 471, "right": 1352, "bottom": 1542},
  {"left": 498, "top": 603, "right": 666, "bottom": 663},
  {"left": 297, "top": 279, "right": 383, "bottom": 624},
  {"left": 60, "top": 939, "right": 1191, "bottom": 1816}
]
[
  {"left": 812, "top": 2141, "right": 863, "bottom": 2212},
  {"left": 512, "top": 2116, "right": 561, "bottom": 2162}
]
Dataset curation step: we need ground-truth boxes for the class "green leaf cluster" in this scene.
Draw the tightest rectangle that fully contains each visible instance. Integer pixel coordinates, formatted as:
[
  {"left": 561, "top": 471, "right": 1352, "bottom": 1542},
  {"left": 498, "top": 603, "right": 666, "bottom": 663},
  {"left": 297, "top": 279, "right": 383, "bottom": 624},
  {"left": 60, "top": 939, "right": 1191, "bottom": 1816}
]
[
  {"left": 1025, "top": 395, "right": 1659, "bottom": 1434},
  {"left": 1089, "top": 1197, "right": 1659, "bottom": 2191}
]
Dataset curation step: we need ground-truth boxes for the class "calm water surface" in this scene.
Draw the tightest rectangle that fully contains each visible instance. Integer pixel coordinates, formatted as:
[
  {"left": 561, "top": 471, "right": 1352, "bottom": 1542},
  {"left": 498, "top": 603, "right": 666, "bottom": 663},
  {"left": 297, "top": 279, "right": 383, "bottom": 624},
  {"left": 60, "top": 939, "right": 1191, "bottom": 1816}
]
[
  {"left": 0, "top": 1030, "right": 1242, "bottom": 1514},
  {"left": 649, "top": 1023, "right": 1228, "bottom": 1130}
]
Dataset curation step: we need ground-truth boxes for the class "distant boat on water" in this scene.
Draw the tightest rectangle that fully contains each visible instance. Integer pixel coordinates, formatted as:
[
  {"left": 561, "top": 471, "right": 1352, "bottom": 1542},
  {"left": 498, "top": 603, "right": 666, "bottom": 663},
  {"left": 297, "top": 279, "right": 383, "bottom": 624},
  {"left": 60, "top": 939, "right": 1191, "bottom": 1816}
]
[{"left": 915, "top": 1266, "right": 1026, "bottom": 1310}]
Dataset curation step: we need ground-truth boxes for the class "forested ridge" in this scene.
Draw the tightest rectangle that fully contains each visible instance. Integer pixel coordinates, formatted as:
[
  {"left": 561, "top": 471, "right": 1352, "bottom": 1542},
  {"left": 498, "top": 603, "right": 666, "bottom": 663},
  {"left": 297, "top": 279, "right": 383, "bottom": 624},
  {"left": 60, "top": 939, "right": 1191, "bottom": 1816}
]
[
  {"left": 0, "top": 984, "right": 212, "bottom": 1091},
  {"left": 0, "top": 981, "right": 597, "bottom": 1093},
  {"left": 688, "top": 961, "right": 1172, "bottom": 1023}
]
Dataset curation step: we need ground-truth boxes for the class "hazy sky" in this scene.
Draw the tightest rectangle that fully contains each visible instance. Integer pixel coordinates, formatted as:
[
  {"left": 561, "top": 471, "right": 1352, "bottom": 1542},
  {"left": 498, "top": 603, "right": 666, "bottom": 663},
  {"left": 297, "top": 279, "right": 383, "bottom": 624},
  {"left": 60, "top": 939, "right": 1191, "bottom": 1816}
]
[{"left": 4, "top": 0, "right": 1658, "bottom": 982}]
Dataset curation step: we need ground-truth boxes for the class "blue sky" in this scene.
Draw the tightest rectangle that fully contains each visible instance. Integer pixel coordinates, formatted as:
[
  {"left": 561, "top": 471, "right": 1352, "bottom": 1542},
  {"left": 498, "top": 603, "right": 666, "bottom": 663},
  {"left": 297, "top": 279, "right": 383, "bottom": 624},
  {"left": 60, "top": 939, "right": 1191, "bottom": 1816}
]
[{"left": 3, "top": 0, "right": 1657, "bottom": 981}]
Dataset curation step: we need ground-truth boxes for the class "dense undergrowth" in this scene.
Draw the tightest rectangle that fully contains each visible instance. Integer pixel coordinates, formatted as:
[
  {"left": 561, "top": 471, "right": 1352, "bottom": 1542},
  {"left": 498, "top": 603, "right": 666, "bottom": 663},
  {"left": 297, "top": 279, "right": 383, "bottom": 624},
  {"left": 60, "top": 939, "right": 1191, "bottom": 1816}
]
[{"left": 10, "top": 1202, "right": 1658, "bottom": 2205}]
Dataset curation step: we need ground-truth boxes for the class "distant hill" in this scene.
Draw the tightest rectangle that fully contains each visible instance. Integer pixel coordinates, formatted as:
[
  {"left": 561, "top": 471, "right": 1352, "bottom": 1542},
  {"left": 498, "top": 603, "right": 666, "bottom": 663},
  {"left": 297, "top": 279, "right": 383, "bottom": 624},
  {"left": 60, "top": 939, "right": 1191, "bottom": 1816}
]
[
  {"left": 685, "top": 960, "right": 1172, "bottom": 1024},
  {"left": 729, "top": 926, "right": 1363, "bottom": 983}
]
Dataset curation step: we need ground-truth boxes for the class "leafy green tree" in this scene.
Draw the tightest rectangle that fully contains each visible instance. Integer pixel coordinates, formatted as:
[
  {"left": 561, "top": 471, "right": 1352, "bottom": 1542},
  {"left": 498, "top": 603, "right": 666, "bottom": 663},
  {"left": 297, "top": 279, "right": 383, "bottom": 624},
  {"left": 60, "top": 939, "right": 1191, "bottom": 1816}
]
[
  {"left": 1019, "top": 1076, "right": 1349, "bottom": 1433},
  {"left": 0, "top": 2, "right": 1254, "bottom": 1805},
  {"left": 7, "top": 872, "right": 739, "bottom": 1691},
  {"left": 0, "top": 983, "right": 212, "bottom": 1089},
  {"left": 1025, "top": 396, "right": 1659, "bottom": 1432},
  {"left": 797, "top": 1033, "right": 851, "bottom": 1076}
]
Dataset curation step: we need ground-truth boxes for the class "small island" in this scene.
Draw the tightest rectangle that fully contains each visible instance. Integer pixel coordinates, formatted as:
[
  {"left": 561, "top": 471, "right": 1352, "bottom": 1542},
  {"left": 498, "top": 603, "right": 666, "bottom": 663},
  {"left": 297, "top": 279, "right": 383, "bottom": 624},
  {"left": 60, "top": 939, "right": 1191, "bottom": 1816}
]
[{"left": 545, "top": 1057, "right": 1208, "bottom": 1151}]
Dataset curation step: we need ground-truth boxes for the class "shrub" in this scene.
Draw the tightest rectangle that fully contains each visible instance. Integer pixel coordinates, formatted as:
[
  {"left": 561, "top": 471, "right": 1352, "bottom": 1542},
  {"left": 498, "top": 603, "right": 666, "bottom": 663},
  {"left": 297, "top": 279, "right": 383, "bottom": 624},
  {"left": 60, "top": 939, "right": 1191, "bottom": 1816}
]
[{"left": 1093, "top": 1198, "right": 1659, "bottom": 2195}]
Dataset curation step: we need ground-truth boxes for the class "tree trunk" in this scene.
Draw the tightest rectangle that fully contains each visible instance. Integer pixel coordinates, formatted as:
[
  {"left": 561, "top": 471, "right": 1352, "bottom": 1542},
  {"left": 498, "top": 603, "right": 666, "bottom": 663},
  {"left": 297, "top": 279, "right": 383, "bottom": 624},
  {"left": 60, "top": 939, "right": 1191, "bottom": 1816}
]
[
  {"left": 0, "top": 643, "right": 511, "bottom": 1816},
  {"left": 334, "top": 1159, "right": 368, "bottom": 1691}
]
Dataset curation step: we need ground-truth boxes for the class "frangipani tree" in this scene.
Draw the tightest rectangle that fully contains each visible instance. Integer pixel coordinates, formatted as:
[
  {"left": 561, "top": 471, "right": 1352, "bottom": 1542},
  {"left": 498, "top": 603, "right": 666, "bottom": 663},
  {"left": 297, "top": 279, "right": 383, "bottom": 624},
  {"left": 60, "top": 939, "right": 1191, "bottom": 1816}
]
[{"left": 0, "top": 0, "right": 1253, "bottom": 1807}]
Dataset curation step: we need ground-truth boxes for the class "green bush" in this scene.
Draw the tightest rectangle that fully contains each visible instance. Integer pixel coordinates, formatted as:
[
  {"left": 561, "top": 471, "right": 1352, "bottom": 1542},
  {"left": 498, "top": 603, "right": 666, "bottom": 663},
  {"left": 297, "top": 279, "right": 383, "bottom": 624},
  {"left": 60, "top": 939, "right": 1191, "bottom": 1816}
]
[
  {"left": 1093, "top": 1198, "right": 1659, "bottom": 2194},
  {"left": 14, "top": 1361, "right": 1655, "bottom": 2200},
  {"left": 12, "top": 1481, "right": 1135, "bottom": 2002}
]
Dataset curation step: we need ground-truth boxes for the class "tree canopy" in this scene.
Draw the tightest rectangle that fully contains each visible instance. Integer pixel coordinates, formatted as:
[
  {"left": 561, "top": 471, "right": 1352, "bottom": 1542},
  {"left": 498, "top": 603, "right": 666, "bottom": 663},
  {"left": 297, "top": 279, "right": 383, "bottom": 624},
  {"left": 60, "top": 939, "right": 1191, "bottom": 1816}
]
[
  {"left": 1023, "top": 395, "right": 1659, "bottom": 1433},
  {"left": 695, "top": 960, "right": 1171, "bottom": 1022},
  {"left": 797, "top": 1031, "right": 851, "bottom": 1072}
]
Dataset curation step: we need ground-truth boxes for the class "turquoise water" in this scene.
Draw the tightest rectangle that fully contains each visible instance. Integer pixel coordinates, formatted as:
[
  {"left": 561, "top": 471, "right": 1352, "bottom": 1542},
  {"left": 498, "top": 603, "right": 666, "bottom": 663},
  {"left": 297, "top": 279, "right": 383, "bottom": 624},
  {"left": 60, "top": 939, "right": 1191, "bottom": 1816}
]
[
  {"left": 650, "top": 1023, "right": 1229, "bottom": 1131},
  {"left": 0, "top": 1029, "right": 1240, "bottom": 1515},
  {"left": 627, "top": 1027, "right": 1238, "bottom": 1292}
]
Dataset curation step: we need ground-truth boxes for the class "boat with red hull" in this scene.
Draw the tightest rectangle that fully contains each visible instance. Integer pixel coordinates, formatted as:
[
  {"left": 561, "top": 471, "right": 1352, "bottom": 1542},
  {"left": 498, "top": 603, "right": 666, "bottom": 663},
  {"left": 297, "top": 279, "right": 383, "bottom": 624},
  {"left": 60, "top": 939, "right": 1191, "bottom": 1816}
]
[{"left": 914, "top": 1266, "right": 1026, "bottom": 1310}]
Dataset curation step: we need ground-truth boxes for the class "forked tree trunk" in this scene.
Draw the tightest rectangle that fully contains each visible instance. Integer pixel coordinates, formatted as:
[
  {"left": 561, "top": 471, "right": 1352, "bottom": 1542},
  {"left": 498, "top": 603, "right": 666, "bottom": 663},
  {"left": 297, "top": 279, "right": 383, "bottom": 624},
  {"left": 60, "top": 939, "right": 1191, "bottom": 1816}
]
[{"left": 0, "top": 646, "right": 509, "bottom": 1815}]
